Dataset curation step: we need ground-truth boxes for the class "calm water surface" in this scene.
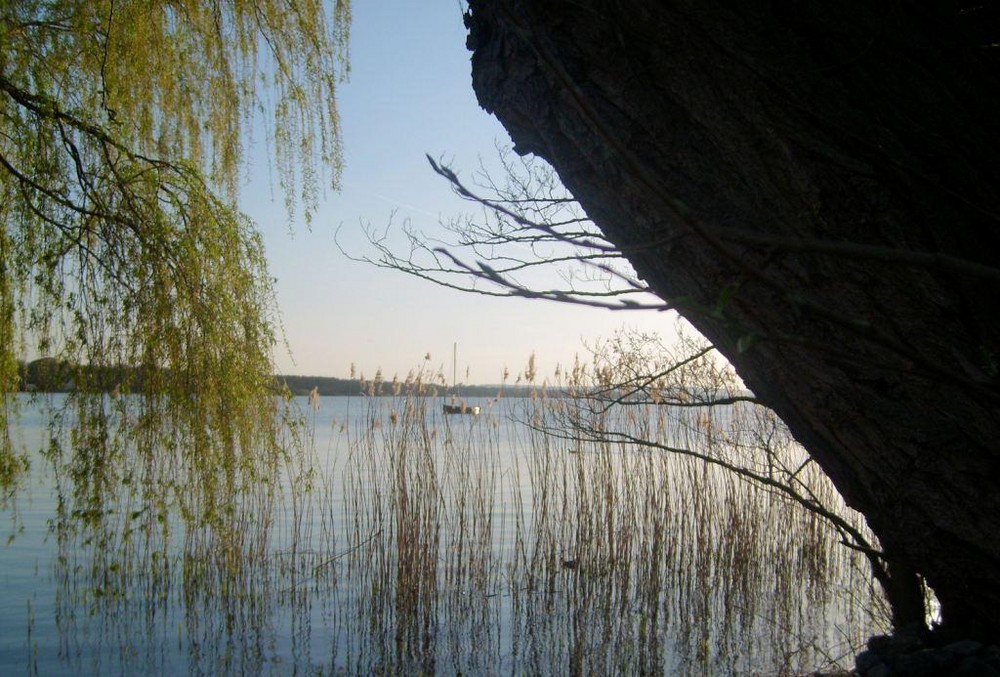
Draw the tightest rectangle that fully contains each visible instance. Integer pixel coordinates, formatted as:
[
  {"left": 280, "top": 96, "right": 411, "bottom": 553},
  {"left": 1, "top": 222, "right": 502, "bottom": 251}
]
[{"left": 0, "top": 393, "right": 885, "bottom": 675}]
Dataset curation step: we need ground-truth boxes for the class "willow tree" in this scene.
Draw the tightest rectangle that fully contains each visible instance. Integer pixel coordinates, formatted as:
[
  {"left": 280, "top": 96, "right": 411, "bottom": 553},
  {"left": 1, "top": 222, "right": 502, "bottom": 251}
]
[{"left": 0, "top": 2, "right": 350, "bottom": 495}]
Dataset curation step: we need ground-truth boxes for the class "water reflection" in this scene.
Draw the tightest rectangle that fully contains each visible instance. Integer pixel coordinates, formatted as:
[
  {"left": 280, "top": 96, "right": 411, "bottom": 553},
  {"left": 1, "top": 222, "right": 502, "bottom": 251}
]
[{"left": 0, "top": 392, "right": 887, "bottom": 674}]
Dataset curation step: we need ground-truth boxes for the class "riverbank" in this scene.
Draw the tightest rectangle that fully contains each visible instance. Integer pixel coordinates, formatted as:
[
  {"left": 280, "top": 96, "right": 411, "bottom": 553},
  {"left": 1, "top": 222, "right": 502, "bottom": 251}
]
[{"left": 852, "top": 628, "right": 1000, "bottom": 676}]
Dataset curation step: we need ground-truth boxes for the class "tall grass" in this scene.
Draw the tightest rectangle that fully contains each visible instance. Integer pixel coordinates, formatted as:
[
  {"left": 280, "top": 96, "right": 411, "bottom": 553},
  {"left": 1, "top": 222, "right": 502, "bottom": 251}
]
[
  {"left": 320, "top": 383, "right": 886, "bottom": 674},
  {"left": 5, "top": 375, "right": 889, "bottom": 674}
]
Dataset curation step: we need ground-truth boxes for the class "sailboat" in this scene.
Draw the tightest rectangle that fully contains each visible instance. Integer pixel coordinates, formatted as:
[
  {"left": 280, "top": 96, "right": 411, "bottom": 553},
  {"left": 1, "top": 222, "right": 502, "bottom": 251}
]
[{"left": 443, "top": 343, "right": 480, "bottom": 415}]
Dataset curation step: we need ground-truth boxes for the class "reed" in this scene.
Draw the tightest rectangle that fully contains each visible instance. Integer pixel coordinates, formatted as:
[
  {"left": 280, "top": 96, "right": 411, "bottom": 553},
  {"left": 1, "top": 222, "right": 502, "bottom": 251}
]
[{"left": 4, "top": 361, "right": 888, "bottom": 674}]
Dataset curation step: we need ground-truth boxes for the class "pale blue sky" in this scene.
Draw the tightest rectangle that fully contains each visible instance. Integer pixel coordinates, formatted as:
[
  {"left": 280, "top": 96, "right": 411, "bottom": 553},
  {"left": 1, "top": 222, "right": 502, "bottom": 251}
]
[{"left": 242, "top": 1, "right": 678, "bottom": 383}]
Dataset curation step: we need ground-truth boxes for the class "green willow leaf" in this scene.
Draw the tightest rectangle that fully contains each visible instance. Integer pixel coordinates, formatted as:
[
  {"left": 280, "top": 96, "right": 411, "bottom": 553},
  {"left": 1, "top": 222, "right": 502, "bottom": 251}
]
[{"left": 0, "top": 1, "right": 351, "bottom": 495}]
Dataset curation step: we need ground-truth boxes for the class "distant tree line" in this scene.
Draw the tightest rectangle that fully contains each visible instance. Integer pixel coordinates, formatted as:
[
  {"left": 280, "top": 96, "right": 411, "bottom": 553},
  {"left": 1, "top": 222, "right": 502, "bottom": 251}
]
[{"left": 16, "top": 359, "right": 539, "bottom": 398}]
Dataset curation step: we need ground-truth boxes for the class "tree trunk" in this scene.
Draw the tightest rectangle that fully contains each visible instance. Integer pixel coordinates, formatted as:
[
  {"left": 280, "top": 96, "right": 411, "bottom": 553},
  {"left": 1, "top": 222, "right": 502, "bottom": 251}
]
[{"left": 465, "top": 0, "right": 1000, "bottom": 641}]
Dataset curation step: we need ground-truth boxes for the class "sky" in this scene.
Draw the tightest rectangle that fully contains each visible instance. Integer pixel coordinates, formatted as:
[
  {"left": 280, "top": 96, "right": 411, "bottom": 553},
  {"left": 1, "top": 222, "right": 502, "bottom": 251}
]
[{"left": 240, "top": 1, "right": 680, "bottom": 384}]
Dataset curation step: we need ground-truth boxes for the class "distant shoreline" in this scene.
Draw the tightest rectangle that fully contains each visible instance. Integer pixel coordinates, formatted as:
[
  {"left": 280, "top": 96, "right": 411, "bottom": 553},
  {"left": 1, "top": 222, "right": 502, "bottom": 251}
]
[
  {"left": 16, "top": 359, "right": 546, "bottom": 398},
  {"left": 277, "top": 374, "right": 542, "bottom": 398}
]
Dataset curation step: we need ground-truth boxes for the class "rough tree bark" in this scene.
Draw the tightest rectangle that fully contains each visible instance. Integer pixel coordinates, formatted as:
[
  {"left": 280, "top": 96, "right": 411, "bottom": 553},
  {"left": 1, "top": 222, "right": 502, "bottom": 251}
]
[{"left": 464, "top": 1, "right": 1000, "bottom": 641}]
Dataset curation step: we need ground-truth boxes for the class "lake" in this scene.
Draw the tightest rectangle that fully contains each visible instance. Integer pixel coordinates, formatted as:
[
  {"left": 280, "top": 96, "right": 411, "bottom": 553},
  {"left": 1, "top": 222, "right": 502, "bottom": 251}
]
[{"left": 0, "top": 392, "right": 887, "bottom": 674}]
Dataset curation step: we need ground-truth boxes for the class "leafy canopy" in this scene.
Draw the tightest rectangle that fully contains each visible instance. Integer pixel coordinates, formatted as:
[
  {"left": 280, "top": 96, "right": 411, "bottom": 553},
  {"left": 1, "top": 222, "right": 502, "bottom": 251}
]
[{"left": 0, "top": 1, "right": 350, "bottom": 491}]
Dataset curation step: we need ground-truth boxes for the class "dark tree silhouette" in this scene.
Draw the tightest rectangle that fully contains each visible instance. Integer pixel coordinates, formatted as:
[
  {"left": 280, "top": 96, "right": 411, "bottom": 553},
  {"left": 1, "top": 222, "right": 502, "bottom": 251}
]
[{"left": 461, "top": 0, "right": 1000, "bottom": 642}]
